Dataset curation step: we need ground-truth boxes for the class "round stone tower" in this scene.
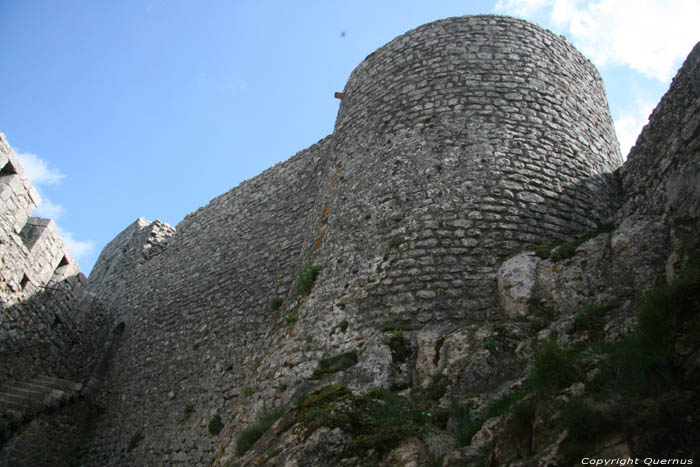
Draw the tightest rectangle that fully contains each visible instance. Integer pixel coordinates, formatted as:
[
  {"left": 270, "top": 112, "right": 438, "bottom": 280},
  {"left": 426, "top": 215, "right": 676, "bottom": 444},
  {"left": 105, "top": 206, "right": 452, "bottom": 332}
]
[{"left": 315, "top": 15, "right": 623, "bottom": 325}]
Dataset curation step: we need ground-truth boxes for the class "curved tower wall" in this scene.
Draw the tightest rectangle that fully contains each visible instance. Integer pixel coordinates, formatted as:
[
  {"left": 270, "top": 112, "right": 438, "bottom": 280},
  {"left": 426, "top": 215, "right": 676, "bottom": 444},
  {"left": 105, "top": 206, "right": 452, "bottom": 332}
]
[{"left": 317, "top": 15, "right": 623, "bottom": 324}]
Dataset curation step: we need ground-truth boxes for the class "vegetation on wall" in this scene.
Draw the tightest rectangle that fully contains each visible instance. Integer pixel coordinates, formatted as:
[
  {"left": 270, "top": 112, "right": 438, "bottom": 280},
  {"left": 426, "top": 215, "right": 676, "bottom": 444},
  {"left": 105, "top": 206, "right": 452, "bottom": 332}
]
[{"left": 292, "top": 262, "right": 320, "bottom": 298}]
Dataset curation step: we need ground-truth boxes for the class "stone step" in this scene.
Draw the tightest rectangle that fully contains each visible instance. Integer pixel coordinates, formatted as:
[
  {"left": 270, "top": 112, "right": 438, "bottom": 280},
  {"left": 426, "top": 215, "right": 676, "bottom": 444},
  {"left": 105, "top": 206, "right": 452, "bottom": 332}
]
[
  {"left": 0, "top": 392, "right": 39, "bottom": 410},
  {"left": 33, "top": 375, "right": 81, "bottom": 392},
  {"left": 10, "top": 381, "right": 54, "bottom": 395},
  {"left": 0, "top": 375, "right": 82, "bottom": 415},
  {"left": 3, "top": 386, "right": 48, "bottom": 402},
  {"left": 0, "top": 396, "right": 30, "bottom": 412}
]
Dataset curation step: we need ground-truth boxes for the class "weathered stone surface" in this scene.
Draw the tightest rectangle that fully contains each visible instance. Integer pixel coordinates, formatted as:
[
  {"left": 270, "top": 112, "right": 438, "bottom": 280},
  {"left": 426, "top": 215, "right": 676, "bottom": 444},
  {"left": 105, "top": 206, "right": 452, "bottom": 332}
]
[
  {"left": 498, "top": 252, "right": 540, "bottom": 318},
  {"left": 610, "top": 215, "right": 669, "bottom": 292}
]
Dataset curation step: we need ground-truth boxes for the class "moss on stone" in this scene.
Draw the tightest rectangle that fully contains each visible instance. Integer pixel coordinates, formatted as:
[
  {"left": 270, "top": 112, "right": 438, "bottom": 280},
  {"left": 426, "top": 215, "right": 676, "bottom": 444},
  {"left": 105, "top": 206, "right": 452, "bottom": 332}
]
[
  {"left": 425, "top": 373, "right": 450, "bottom": 401},
  {"left": 532, "top": 223, "right": 614, "bottom": 260},
  {"left": 311, "top": 350, "right": 358, "bottom": 379},
  {"left": 387, "top": 335, "right": 412, "bottom": 363}
]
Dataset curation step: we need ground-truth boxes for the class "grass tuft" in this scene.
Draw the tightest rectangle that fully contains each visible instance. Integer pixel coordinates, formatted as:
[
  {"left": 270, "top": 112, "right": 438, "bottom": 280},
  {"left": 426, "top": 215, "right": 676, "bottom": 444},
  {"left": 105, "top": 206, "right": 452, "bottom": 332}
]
[
  {"left": 311, "top": 350, "right": 359, "bottom": 379},
  {"left": 292, "top": 262, "right": 320, "bottom": 298},
  {"left": 208, "top": 415, "right": 223, "bottom": 435},
  {"left": 530, "top": 339, "right": 582, "bottom": 394},
  {"left": 235, "top": 407, "right": 286, "bottom": 456}
]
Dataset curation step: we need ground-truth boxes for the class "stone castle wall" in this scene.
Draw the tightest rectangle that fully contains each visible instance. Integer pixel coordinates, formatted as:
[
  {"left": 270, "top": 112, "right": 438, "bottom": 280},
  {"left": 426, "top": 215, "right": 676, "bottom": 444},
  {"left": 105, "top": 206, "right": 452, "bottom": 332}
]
[
  {"left": 84, "top": 15, "right": 625, "bottom": 466},
  {"left": 617, "top": 42, "right": 700, "bottom": 220},
  {"left": 616, "top": 42, "right": 700, "bottom": 276},
  {"left": 84, "top": 138, "right": 333, "bottom": 464},
  {"left": 0, "top": 132, "right": 107, "bottom": 389}
]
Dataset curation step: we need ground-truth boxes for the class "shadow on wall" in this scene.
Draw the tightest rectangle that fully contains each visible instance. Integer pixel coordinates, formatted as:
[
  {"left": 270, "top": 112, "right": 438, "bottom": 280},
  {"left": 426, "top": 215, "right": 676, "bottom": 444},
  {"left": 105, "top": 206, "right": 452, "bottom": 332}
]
[{"left": 0, "top": 273, "right": 108, "bottom": 390}]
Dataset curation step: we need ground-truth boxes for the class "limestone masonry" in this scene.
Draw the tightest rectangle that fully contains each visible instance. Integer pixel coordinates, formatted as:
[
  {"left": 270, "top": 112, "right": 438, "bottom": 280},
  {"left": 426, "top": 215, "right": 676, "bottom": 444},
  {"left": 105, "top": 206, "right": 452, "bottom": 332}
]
[{"left": 2, "top": 14, "right": 699, "bottom": 467}]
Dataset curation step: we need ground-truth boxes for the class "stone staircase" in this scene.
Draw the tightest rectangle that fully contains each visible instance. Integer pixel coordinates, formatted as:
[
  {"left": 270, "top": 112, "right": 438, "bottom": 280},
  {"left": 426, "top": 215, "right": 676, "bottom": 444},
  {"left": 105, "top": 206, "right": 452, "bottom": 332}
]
[{"left": 0, "top": 375, "right": 82, "bottom": 414}]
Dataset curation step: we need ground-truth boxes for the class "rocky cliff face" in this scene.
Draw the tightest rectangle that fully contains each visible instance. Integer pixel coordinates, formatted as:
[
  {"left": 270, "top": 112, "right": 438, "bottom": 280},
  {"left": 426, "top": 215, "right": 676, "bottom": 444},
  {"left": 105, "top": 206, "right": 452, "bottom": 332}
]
[{"left": 76, "top": 16, "right": 699, "bottom": 467}]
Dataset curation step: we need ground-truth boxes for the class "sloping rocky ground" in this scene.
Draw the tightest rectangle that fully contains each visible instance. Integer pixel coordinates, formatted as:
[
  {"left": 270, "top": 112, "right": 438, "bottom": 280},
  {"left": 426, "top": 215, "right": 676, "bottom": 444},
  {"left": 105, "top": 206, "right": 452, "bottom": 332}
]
[{"left": 212, "top": 42, "right": 700, "bottom": 466}]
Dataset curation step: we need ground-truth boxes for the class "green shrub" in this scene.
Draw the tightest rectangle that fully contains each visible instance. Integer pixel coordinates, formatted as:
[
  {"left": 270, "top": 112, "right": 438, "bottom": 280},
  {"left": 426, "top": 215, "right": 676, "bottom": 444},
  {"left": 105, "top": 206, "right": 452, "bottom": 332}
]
[
  {"left": 597, "top": 262, "right": 700, "bottom": 396},
  {"left": 533, "top": 224, "right": 614, "bottom": 260},
  {"left": 184, "top": 403, "right": 194, "bottom": 418},
  {"left": 556, "top": 399, "right": 607, "bottom": 442},
  {"left": 0, "top": 414, "right": 19, "bottom": 449},
  {"left": 284, "top": 315, "right": 297, "bottom": 327},
  {"left": 569, "top": 303, "right": 608, "bottom": 335},
  {"left": 530, "top": 339, "right": 582, "bottom": 394},
  {"left": 244, "top": 386, "right": 254, "bottom": 397},
  {"left": 450, "top": 402, "right": 483, "bottom": 447},
  {"left": 208, "top": 415, "right": 223, "bottom": 435},
  {"left": 292, "top": 262, "right": 320, "bottom": 298},
  {"left": 235, "top": 407, "right": 286, "bottom": 456},
  {"left": 485, "top": 387, "right": 527, "bottom": 419},
  {"left": 389, "top": 236, "right": 405, "bottom": 249},
  {"left": 311, "top": 350, "right": 359, "bottom": 379},
  {"left": 483, "top": 338, "right": 498, "bottom": 351},
  {"left": 507, "top": 400, "right": 536, "bottom": 440},
  {"left": 387, "top": 335, "right": 412, "bottom": 363},
  {"left": 556, "top": 398, "right": 612, "bottom": 460},
  {"left": 271, "top": 297, "right": 284, "bottom": 311},
  {"left": 386, "top": 328, "right": 405, "bottom": 337},
  {"left": 425, "top": 373, "right": 449, "bottom": 401}
]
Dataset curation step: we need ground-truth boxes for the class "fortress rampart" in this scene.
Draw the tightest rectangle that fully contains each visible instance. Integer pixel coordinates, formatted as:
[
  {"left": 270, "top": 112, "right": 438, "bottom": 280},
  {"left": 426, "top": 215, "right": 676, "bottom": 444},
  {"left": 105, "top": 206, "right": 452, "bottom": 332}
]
[
  {"left": 0, "top": 132, "right": 106, "bottom": 391},
  {"left": 83, "top": 15, "right": 625, "bottom": 465}
]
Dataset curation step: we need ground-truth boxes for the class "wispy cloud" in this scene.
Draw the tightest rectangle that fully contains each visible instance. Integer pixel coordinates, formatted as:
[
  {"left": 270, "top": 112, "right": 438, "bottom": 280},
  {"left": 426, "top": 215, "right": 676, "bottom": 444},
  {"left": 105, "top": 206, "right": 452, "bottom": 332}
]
[
  {"left": 33, "top": 197, "right": 66, "bottom": 220},
  {"left": 495, "top": 0, "right": 700, "bottom": 82},
  {"left": 56, "top": 226, "right": 96, "bottom": 261},
  {"left": 15, "top": 151, "right": 65, "bottom": 185},
  {"left": 15, "top": 151, "right": 94, "bottom": 265},
  {"left": 614, "top": 97, "right": 657, "bottom": 158}
]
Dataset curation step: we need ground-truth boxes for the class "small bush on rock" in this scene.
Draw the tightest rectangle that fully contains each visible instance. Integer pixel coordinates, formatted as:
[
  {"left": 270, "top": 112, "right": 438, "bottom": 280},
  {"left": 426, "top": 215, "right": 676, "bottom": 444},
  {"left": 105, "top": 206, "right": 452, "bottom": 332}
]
[
  {"left": 235, "top": 407, "right": 286, "bottom": 456},
  {"left": 530, "top": 339, "right": 581, "bottom": 394},
  {"left": 292, "top": 262, "right": 320, "bottom": 298},
  {"left": 208, "top": 415, "right": 223, "bottom": 435}
]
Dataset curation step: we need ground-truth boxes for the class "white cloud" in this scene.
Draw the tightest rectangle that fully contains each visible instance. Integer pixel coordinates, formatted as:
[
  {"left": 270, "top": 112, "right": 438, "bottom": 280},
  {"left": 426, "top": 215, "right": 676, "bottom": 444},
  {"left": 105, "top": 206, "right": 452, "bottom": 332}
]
[
  {"left": 13, "top": 150, "right": 94, "bottom": 267},
  {"left": 495, "top": 0, "right": 700, "bottom": 81},
  {"left": 34, "top": 197, "right": 66, "bottom": 220},
  {"left": 614, "top": 98, "right": 657, "bottom": 158},
  {"left": 56, "top": 226, "right": 95, "bottom": 264},
  {"left": 15, "top": 151, "right": 65, "bottom": 186}
]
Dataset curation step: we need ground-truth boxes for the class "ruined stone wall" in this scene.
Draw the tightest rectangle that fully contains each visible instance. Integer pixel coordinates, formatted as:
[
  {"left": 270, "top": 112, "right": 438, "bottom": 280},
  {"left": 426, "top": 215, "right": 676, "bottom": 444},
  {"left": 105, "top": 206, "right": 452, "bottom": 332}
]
[
  {"left": 616, "top": 41, "right": 700, "bottom": 276},
  {"left": 0, "top": 132, "right": 107, "bottom": 391},
  {"left": 85, "top": 16, "right": 625, "bottom": 466},
  {"left": 617, "top": 42, "right": 700, "bottom": 220},
  {"left": 84, "top": 138, "right": 332, "bottom": 465}
]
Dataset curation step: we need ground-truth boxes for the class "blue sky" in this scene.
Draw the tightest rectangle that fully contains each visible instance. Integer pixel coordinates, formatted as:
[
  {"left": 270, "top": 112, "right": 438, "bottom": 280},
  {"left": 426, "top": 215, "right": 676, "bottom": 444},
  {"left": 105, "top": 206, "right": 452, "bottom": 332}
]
[{"left": 1, "top": 1, "right": 697, "bottom": 274}]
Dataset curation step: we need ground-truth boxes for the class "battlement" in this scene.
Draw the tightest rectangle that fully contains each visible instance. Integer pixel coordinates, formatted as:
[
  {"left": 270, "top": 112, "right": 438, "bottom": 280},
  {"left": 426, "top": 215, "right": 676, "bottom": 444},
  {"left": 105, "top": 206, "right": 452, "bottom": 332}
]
[
  {"left": 0, "top": 132, "right": 80, "bottom": 301},
  {"left": 0, "top": 133, "right": 106, "bottom": 404}
]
